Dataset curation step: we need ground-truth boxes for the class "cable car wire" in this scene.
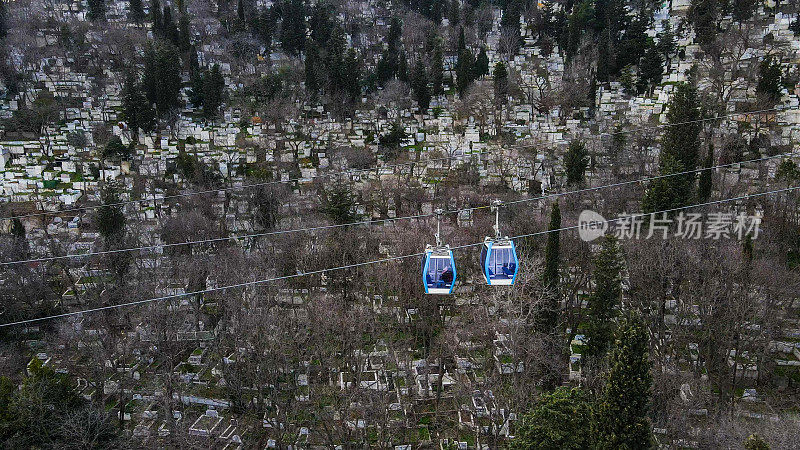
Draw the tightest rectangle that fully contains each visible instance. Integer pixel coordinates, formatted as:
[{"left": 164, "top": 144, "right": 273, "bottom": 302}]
[
  {"left": 0, "top": 106, "right": 781, "bottom": 221},
  {"left": 2, "top": 184, "right": 796, "bottom": 328},
  {"left": 2, "top": 150, "right": 795, "bottom": 266}
]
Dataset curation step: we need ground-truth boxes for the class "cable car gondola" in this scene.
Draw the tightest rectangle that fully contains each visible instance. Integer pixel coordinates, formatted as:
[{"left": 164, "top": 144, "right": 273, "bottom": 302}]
[
  {"left": 480, "top": 200, "right": 519, "bottom": 286},
  {"left": 422, "top": 210, "right": 457, "bottom": 294}
]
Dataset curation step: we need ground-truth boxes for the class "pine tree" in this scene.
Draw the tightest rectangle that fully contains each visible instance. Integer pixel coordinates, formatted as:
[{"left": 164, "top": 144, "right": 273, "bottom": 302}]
[
  {"left": 584, "top": 235, "right": 623, "bottom": 364},
  {"left": 511, "top": 387, "right": 594, "bottom": 449},
  {"left": 474, "top": 46, "right": 489, "bottom": 79},
  {"left": 129, "top": 0, "right": 145, "bottom": 24},
  {"left": 87, "top": 0, "right": 106, "bottom": 21},
  {"left": 697, "top": 145, "right": 714, "bottom": 202},
  {"left": 410, "top": 60, "right": 430, "bottom": 112},
  {"left": 595, "top": 313, "right": 653, "bottom": 449},
  {"left": 564, "top": 139, "right": 589, "bottom": 185},
  {"left": 431, "top": 43, "right": 444, "bottom": 95},
  {"left": 202, "top": 64, "right": 225, "bottom": 120},
  {"left": 540, "top": 202, "right": 561, "bottom": 330}
]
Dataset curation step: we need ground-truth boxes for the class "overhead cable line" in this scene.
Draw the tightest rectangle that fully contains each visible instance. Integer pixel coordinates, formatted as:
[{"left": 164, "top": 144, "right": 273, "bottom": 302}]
[{"left": 2, "top": 184, "right": 796, "bottom": 328}]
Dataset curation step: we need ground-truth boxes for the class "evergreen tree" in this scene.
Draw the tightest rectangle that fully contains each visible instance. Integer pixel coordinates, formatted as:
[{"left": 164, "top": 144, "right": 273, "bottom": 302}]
[
  {"left": 0, "top": 0, "right": 6, "bottom": 40},
  {"left": 280, "top": 0, "right": 306, "bottom": 55},
  {"left": 103, "top": 136, "right": 129, "bottom": 159},
  {"left": 564, "top": 139, "right": 589, "bottom": 185},
  {"left": 320, "top": 185, "right": 360, "bottom": 225},
  {"left": 474, "top": 46, "right": 489, "bottom": 78},
  {"left": 656, "top": 20, "right": 677, "bottom": 68},
  {"left": 732, "top": 0, "right": 757, "bottom": 23},
  {"left": 121, "top": 72, "right": 156, "bottom": 139},
  {"left": 129, "top": 0, "right": 145, "bottom": 24},
  {"left": 540, "top": 202, "right": 561, "bottom": 330},
  {"left": 642, "top": 154, "right": 693, "bottom": 213},
  {"left": 142, "top": 40, "right": 183, "bottom": 117},
  {"left": 639, "top": 39, "right": 663, "bottom": 93},
  {"left": 688, "top": 0, "right": 719, "bottom": 50},
  {"left": 431, "top": 43, "right": 444, "bottom": 95},
  {"left": 595, "top": 313, "right": 653, "bottom": 449},
  {"left": 343, "top": 48, "right": 361, "bottom": 102},
  {"left": 162, "top": 6, "right": 179, "bottom": 45},
  {"left": 455, "top": 48, "right": 474, "bottom": 96},
  {"left": 151, "top": 0, "right": 163, "bottom": 34},
  {"left": 511, "top": 388, "right": 594, "bottom": 449},
  {"left": 697, "top": 145, "right": 714, "bottom": 202},
  {"left": 756, "top": 55, "right": 783, "bottom": 105},
  {"left": 202, "top": 64, "right": 225, "bottom": 120},
  {"left": 493, "top": 61, "right": 508, "bottom": 103},
  {"left": 584, "top": 235, "right": 623, "bottom": 363},
  {"left": 397, "top": 51, "right": 408, "bottom": 83},
  {"left": 304, "top": 41, "right": 321, "bottom": 99},
  {"left": 499, "top": 0, "right": 522, "bottom": 55},
  {"left": 178, "top": 14, "right": 191, "bottom": 51},
  {"left": 87, "top": 0, "right": 106, "bottom": 21},
  {"left": 10, "top": 217, "right": 25, "bottom": 241},
  {"left": 410, "top": 60, "right": 431, "bottom": 112},
  {"left": 257, "top": 7, "right": 274, "bottom": 48},
  {"left": 377, "top": 17, "right": 403, "bottom": 86},
  {"left": 97, "top": 186, "right": 126, "bottom": 240},
  {"left": 663, "top": 83, "right": 702, "bottom": 172}
]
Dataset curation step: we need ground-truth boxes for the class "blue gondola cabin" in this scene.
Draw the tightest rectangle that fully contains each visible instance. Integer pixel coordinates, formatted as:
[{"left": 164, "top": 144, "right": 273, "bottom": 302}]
[
  {"left": 480, "top": 238, "right": 518, "bottom": 285},
  {"left": 422, "top": 246, "right": 457, "bottom": 294}
]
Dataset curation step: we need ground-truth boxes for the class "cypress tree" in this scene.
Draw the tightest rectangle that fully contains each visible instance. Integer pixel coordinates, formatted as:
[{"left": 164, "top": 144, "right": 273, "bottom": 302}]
[
  {"left": 583, "top": 235, "right": 623, "bottom": 364},
  {"left": 639, "top": 39, "right": 663, "bottom": 93},
  {"left": 410, "top": 60, "right": 431, "bottom": 112},
  {"left": 474, "top": 46, "right": 489, "bottom": 79},
  {"left": 0, "top": 0, "right": 7, "bottom": 40},
  {"left": 142, "top": 40, "right": 182, "bottom": 117},
  {"left": 151, "top": 0, "right": 163, "bottom": 35},
  {"left": 97, "top": 186, "right": 126, "bottom": 241},
  {"left": 178, "top": 14, "right": 191, "bottom": 51},
  {"left": 87, "top": 0, "right": 106, "bottom": 21},
  {"left": 564, "top": 139, "right": 589, "bottom": 185},
  {"left": 343, "top": 48, "right": 361, "bottom": 102},
  {"left": 540, "top": 202, "right": 561, "bottom": 330},
  {"left": 280, "top": 0, "right": 306, "bottom": 55},
  {"left": 129, "top": 0, "right": 145, "bottom": 24},
  {"left": 595, "top": 313, "right": 653, "bottom": 449},
  {"left": 493, "top": 61, "right": 508, "bottom": 103},
  {"left": 643, "top": 82, "right": 701, "bottom": 212},
  {"left": 455, "top": 48, "right": 474, "bottom": 96},
  {"left": 756, "top": 56, "right": 783, "bottom": 105},
  {"left": 121, "top": 72, "right": 156, "bottom": 139},
  {"left": 697, "top": 144, "right": 714, "bottom": 202},
  {"left": 202, "top": 64, "right": 225, "bottom": 120}
]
